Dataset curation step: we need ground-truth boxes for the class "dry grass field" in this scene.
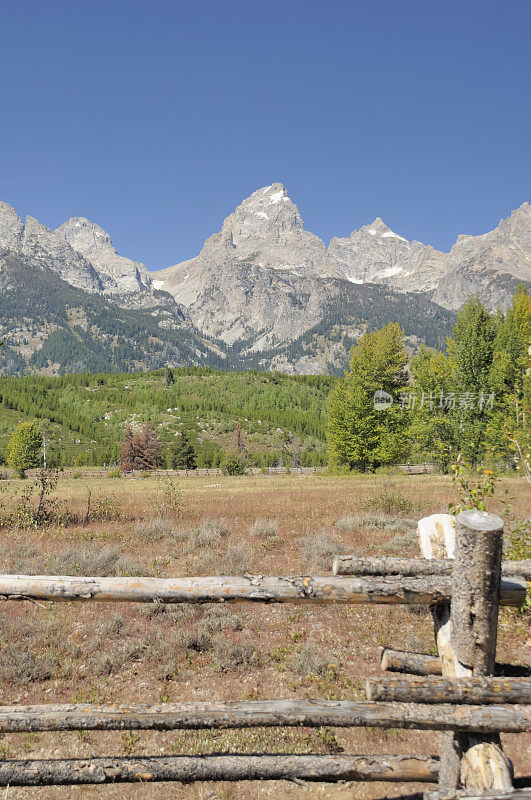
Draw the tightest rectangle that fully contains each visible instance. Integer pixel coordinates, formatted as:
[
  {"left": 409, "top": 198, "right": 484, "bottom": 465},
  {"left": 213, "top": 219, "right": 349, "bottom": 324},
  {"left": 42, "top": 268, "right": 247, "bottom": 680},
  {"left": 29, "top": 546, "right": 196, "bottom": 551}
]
[{"left": 0, "top": 472, "right": 529, "bottom": 799}]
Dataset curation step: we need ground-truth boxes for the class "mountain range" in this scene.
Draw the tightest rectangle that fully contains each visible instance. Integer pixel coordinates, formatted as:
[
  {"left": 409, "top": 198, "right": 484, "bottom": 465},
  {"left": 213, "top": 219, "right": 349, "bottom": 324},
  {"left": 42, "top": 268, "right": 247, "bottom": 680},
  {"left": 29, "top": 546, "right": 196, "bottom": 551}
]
[{"left": 0, "top": 184, "right": 529, "bottom": 375}]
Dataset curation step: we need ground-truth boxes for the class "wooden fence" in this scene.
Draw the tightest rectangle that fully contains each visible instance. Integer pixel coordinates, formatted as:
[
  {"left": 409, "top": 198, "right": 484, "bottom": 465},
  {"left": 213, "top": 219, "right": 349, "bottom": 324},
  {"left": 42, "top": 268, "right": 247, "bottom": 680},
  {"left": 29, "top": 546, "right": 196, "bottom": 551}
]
[
  {"left": 0, "top": 509, "right": 529, "bottom": 796},
  {"left": 19, "top": 462, "right": 434, "bottom": 479}
]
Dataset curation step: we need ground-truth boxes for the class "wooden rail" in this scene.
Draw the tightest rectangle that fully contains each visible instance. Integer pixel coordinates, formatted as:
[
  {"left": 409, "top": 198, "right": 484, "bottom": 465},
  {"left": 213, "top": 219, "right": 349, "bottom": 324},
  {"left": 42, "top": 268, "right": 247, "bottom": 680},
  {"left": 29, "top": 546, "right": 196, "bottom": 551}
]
[
  {"left": 0, "top": 700, "right": 527, "bottom": 734},
  {"left": 366, "top": 677, "right": 531, "bottom": 705},
  {"left": 333, "top": 555, "right": 531, "bottom": 579},
  {"left": 379, "top": 648, "right": 530, "bottom": 678},
  {"left": 0, "top": 754, "right": 440, "bottom": 786},
  {"left": 0, "top": 573, "right": 525, "bottom": 606},
  {"left": 0, "top": 507, "right": 528, "bottom": 794}
]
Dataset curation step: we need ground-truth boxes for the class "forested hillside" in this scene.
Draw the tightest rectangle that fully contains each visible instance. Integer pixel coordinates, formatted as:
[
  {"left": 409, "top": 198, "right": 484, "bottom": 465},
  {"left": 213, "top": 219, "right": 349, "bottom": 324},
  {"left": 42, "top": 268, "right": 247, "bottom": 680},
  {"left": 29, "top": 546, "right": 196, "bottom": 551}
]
[
  {"left": 0, "top": 252, "right": 224, "bottom": 375},
  {"left": 0, "top": 368, "right": 333, "bottom": 468},
  {"left": 0, "top": 251, "right": 457, "bottom": 377}
]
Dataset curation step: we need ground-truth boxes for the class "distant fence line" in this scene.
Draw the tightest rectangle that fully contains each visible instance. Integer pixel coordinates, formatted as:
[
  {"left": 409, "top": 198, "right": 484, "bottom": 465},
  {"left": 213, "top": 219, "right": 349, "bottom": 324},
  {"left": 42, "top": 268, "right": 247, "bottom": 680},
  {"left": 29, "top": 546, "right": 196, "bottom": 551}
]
[{"left": 14, "top": 463, "right": 435, "bottom": 479}]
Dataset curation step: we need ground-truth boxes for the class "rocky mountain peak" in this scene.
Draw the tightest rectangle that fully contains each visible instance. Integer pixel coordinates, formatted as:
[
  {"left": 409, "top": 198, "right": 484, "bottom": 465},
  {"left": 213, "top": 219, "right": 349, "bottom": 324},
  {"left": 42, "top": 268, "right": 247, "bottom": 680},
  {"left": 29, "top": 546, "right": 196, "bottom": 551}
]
[
  {"left": 361, "top": 217, "right": 409, "bottom": 243},
  {"left": 57, "top": 217, "right": 113, "bottom": 252},
  {"left": 0, "top": 199, "right": 24, "bottom": 249},
  {"left": 189, "top": 182, "right": 327, "bottom": 278},
  {"left": 56, "top": 217, "right": 152, "bottom": 295},
  {"left": 218, "top": 182, "right": 305, "bottom": 249}
]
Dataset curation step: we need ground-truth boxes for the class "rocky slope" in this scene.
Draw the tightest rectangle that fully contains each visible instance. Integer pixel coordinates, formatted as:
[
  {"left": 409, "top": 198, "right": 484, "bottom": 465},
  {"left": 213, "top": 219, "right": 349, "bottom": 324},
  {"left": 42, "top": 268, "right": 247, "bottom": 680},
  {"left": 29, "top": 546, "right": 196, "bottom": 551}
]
[
  {"left": 154, "top": 186, "right": 529, "bottom": 338},
  {"left": 0, "top": 187, "right": 528, "bottom": 375},
  {"left": 0, "top": 202, "right": 163, "bottom": 305}
]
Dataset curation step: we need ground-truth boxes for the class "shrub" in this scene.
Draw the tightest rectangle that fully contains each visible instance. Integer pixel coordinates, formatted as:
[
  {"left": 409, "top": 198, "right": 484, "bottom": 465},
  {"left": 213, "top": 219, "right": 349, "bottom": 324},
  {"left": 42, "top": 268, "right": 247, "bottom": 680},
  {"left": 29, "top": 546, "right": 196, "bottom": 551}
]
[
  {"left": 214, "top": 642, "right": 260, "bottom": 672},
  {"left": 361, "top": 491, "right": 415, "bottom": 515},
  {"left": 249, "top": 518, "right": 279, "bottom": 538},
  {"left": 385, "top": 530, "right": 420, "bottom": 554},
  {"left": 203, "top": 606, "right": 242, "bottom": 632},
  {"left": 152, "top": 476, "right": 183, "bottom": 518},
  {"left": 335, "top": 514, "right": 416, "bottom": 534},
  {"left": 291, "top": 644, "right": 336, "bottom": 678},
  {"left": 182, "top": 629, "right": 212, "bottom": 654},
  {"left": 87, "top": 493, "right": 122, "bottom": 522},
  {"left": 45, "top": 546, "right": 146, "bottom": 577},
  {"left": 299, "top": 531, "right": 344, "bottom": 572},
  {"left": 0, "top": 649, "right": 56, "bottom": 685},
  {"left": 107, "top": 468, "right": 121, "bottom": 478},
  {"left": 134, "top": 517, "right": 177, "bottom": 541},
  {"left": 7, "top": 421, "right": 43, "bottom": 478},
  {"left": 220, "top": 454, "right": 245, "bottom": 476}
]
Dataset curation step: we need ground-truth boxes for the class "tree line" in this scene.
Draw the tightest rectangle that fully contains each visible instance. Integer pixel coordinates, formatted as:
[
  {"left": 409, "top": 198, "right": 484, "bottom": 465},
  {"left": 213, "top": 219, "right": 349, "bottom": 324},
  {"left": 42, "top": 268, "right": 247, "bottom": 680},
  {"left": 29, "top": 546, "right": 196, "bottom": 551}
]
[{"left": 327, "top": 286, "right": 530, "bottom": 474}]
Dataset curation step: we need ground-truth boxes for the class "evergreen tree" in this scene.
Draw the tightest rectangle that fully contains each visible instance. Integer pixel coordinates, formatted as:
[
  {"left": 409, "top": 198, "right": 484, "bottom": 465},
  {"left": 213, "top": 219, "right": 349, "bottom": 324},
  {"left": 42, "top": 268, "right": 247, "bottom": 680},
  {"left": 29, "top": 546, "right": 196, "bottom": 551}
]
[
  {"left": 7, "top": 421, "right": 43, "bottom": 477},
  {"left": 446, "top": 298, "right": 497, "bottom": 465},
  {"left": 166, "top": 431, "right": 197, "bottom": 469},
  {"left": 233, "top": 422, "right": 245, "bottom": 453},
  {"left": 326, "top": 323, "right": 409, "bottom": 470},
  {"left": 119, "top": 424, "right": 163, "bottom": 471}
]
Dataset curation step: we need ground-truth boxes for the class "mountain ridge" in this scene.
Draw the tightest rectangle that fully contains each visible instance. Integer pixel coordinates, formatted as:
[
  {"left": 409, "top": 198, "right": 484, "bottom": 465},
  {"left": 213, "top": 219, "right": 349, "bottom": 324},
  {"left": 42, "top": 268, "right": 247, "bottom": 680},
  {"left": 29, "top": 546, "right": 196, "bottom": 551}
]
[{"left": 0, "top": 186, "right": 528, "bottom": 376}]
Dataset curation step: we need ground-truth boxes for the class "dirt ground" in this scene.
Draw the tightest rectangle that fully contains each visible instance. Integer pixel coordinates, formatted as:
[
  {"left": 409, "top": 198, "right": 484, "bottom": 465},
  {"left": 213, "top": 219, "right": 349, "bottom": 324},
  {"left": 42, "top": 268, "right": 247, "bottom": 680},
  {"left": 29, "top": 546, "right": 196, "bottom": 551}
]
[{"left": 0, "top": 473, "right": 528, "bottom": 799}]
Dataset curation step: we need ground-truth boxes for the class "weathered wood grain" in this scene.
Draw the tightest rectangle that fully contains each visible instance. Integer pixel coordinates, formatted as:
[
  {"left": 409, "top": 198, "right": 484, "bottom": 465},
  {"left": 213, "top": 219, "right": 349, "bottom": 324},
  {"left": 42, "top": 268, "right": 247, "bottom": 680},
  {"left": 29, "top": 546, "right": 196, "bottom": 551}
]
[
  {"left": 379, "top": 648, "right": 530, "bottom": 678},
  {"left": 333, "top": 555, "right": 531, "bottom": 579},
  {"left": 366, "top": 676, "right": 531, "bottom": 704},
  {"left": 0, "top": 700, "right": 527, "bottom": 733},
  {"left": 452, "top": 511, "right": 504, "bottom": 675},
  {"left": 417, "top": 513, "right": 513, "bottom": 798},
  {"left": 0, "top": 754, "right": 440, "bottom": 786},
  {"left": 0, "top": 573, "right": 525, "bottom": 606},
  {"left": 380, "top": 647, "right": 443, "bottom": 675}
]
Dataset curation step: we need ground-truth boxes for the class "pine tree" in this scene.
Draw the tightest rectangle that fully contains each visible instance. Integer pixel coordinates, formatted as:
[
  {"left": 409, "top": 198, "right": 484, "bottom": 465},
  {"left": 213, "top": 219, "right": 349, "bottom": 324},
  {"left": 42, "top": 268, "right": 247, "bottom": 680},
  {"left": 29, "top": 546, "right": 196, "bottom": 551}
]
[
  {"left": 7, "top": 421, "right": 43, "bottom": 477},
  {"left": 166, "top": 431, "right": 197, "bottom": 469},
  {"left": 233, "top": 422, "right": 245, "bottom": 453},
  {"left": 326, "top": 323, "right": 409, "bottom": 470},
  {"left": 119, "top": 424, "right": 163, "bottom": 471}
]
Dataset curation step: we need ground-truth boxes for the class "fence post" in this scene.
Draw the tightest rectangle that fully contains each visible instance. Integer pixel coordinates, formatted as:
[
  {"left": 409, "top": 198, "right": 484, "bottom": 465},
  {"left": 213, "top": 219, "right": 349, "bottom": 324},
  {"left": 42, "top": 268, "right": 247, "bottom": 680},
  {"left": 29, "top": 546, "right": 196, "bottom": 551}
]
[
  {"left": 417, "top": 513, "right": 515, "bottom": 798},
  {"left": 451, "top": 510, "right": 513, "bottom": 794},
  {"left": 418, "top": 514, "right": 463, "bottom": 797}
]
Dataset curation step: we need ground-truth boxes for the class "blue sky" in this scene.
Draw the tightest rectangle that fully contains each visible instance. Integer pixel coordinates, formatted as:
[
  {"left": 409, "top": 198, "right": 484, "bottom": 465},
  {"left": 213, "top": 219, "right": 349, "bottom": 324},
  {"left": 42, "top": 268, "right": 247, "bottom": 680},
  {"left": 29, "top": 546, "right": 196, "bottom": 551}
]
[{"left": 0, "top": 0, "right": 529, "bottom": 267}]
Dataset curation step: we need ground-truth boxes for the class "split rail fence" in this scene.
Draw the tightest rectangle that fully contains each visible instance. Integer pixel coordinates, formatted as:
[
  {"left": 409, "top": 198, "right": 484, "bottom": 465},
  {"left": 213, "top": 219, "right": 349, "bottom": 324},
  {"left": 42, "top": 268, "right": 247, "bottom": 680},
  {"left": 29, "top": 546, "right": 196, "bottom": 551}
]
[{"left": 0, "top": 508, "right": 529, "bottom": 796}]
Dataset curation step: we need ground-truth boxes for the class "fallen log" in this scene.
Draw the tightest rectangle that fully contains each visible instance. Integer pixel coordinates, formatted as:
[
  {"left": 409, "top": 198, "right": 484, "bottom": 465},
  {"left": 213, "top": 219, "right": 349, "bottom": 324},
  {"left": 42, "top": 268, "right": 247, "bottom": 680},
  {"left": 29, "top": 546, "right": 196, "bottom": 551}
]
[
  {"left": 0, "top": 754, "right": 440, "bottom": 786},
  {"left": 366, "top": 676, "right": 531, "bottom": 704},
  {"left": 380, "top": 648, "right": 442, "bottom": 675},
  {"left": 333, "top": 556, "right": 531, "bottom": 579},
  {"left": 0, "top": 573, "right": 525, "bottom": 606},
  {"left": 0, "top": 700, "right": 527, "bottom": 734},
  {"left": 379, "top": 648, "right": 530, "bottom": 678}
]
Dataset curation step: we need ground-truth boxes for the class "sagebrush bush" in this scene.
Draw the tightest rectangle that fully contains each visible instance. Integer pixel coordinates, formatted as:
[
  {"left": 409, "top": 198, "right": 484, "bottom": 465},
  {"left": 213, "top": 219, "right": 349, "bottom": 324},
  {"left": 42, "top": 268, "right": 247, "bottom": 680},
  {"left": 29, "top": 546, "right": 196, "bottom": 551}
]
[
  {"left": 384, "top": 530, "right": 420, "bottom": 554},
  {"left": 299, "top": 531, "right": 344, "bottom": 572},
  {"left": 134, "top": 516, "right": 177, "bottom": 541},
  {"left": 291, "top": 644, "right": 336, "bottom": 678},
  {"left": 0, "top": 649, "right": 56, "bottom": 684},
  {"left": 249, "top": 518, "right": 279, "bottom": 538},
  {"left": 214, "top": 642, "right": 260, "bottom": 672},
  {"left": 335, "top": 514, "right": 416, "bottom": 534},
  {"left": 45, "top": 546, "right": 147, "bottom": 577}
]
